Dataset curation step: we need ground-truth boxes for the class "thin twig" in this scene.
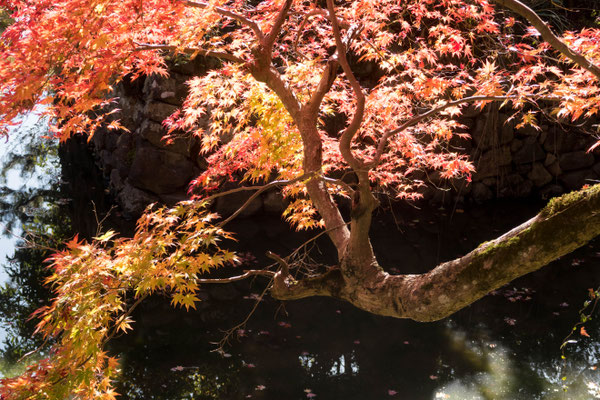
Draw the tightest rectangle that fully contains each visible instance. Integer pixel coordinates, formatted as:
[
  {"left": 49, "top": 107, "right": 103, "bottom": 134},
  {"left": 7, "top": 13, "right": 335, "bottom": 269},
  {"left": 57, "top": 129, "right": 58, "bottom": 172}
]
[
  {"left": 134, "top": 43, "right": 244, "bottom": 64},
  {"left": 197, "top": 269, "right": 275, "bottom": 284},
  {"left": 368, "top": 95, "right": 561, "bottom": 168},
  {"left": 183, "top": 0, "right": 265, "bottom": 43},
  {"left": 216, "top": 173, "right": 312, "bottom": 227}
]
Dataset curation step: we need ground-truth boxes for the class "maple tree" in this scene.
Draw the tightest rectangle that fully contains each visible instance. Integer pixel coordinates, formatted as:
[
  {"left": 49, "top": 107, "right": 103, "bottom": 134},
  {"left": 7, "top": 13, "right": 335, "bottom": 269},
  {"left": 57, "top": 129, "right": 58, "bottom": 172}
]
[{"left": 0, "top": 0, "right": 599, "bottom": 397}]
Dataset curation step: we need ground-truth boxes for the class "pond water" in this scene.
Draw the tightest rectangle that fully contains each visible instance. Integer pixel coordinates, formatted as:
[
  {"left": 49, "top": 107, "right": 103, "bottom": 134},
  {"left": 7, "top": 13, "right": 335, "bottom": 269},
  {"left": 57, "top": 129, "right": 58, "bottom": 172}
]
[{"left": 0, "top": 131, "right": 599, "bottom": 400}]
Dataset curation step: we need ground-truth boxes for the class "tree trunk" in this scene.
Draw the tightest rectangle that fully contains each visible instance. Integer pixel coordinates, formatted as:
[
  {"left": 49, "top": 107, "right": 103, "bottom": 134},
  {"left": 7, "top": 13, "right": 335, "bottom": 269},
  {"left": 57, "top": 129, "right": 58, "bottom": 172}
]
[{"left": 271, "top": 184, "right": 600, "bottom": 321}]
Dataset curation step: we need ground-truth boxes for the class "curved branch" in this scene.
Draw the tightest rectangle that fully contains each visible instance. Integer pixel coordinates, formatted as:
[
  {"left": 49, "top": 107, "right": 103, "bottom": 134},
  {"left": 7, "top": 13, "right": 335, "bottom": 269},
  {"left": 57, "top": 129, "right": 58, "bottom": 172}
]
[
  {"left": 183, "top": 0, "right": 265, "bottom": 43},
  {"left": 304, "top": 58, "right": 339, "bottom": 116},
  {"left": 213, "top": 173, "right": 311, "bottom": 227},
  {"left": 197, "top": 269, "right": 275, "bottom": 284},
  {"left": 369, "top": 95, "right": 562, "bottom": 168},
  {"left": 263, "top": 0, "right": 294, "bottom": 55},
  {"left": 492, "top": 0, "right": 600, "bottom": 81},
  {"left": 369, "top": 95, "right": 517, "bottom": 168},
  {"left": 273, "top": 183, "right": 600, "bottom": 321},
  {"left": 326, "top": 0, "right": 365, "bottom": 172}
]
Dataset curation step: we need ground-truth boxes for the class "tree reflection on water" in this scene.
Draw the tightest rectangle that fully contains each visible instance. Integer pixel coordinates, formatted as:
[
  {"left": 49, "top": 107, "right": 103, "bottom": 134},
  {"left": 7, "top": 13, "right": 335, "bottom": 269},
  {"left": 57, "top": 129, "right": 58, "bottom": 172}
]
[{"left": 0, "top": 125, "right": 599, "bottom": 399}]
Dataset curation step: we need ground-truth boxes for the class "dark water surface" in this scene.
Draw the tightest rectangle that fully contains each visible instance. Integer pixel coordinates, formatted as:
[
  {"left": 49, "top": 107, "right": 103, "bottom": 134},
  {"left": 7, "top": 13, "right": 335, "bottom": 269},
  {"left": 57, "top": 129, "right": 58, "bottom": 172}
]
[
  {"left": 110, "top": 205, "right": 600, "bottom": 400},
  {"left": 0, "top": 135, "right": 599, "bottom": 399}
]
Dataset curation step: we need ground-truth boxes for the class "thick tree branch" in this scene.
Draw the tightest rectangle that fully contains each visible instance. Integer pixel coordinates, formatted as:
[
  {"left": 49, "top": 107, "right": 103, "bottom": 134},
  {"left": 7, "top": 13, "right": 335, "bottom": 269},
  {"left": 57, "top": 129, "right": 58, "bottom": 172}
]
[
  {"left": 326, "top": 0, "right": 365, "bottom": 172},
  {"left": 246, "top": 31, "right": 348, "bottom": 257},
  {"left": 304, "top": 58, "right": 339, "bottom": 116},
  {"left": 252, "top": 66, "right": 302, "bottom": 120},
  {"left": 273, "top": 184, "right": 600, "bottom": 321},
  {"left": 183, "top": 0, "right": 265, "bottom": 43},
  {"left": 134, "top": 43, "right": 244, "bottom": 64},
  {"left": 492, "top": 0, "right": 600, "bottom": 81},
  {"left": 263, "top": 0, "right": 293, "bottom": 55}
]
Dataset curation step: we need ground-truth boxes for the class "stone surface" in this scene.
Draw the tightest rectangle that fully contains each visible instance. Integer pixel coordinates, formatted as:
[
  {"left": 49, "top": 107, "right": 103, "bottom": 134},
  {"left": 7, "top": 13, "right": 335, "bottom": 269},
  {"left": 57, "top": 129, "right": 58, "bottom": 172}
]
[
  {"left": 539, "top": 184, "right": 564, "bottom": 200},
  {"left": 510, "top": 138, "right": 523, "bottom": 153},
  {"left": 513, "top": 141, "right": 545, "bottom": 164},
  {"left": 543, "top": 130, "right": 590, "bottom": 154},
  {"left": 499, "top": 174, "right": 532, "bottom": 198},
  {"left": 559, "top": 170, "right": 598, "bottom": 191},
  {"left": 516, "top": 124, "right": 539, "bottom": 137},
  {"left": 117, "top": 181, "right": 159, "bottom": 216},
  {"left": 546, "top": 161, "right": 561, "bottom": 177},
  {"left": 145, "top": 101, "right": 179, "bottom": 123},
  {"left": 471, "top": 182, "right": 493, "bottom": 203},
  {"left": 558, "top": 151, "right": 595, "bottom": 171},
  {"left": 129, "top": 146, "right": 197, "bottom": 194},
  {"left": 593, "top": 162, "right": 600, "bottom": 177},
  {"left": 139, "top": 120, "right": 192, "bottom": 157},
  {"left": 473, "top": 146, "right": 511, "bottom": 180},
  {"left": 527, "top": 163, "right": 552, "bottom": 187},
  {"left": 544, "top": 153, "right": 557, "bottom": 166},
  {"left": 143, "top": 72, "right": 189, "bottom": 106}
]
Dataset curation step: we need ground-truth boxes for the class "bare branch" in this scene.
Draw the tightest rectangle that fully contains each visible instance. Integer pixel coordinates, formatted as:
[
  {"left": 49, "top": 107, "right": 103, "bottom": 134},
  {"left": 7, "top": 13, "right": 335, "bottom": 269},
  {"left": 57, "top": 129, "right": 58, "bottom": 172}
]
[
  {"left": 197, "top": 269, "right": 275, "bottom": 284},
  {"left": 263, "top": 0, "right": 294, "bottom": 55},
  {"left": 216, "top": 173, "right": 312, "bottom": 227},
  {"left": 369, "top": 95, "right": 520, "bottom": 168},
  {"left": 322, "top": 176, "right": 354, "bottom": 196},
  {"left": 266, "top": 251, "right": 289, "bottom": 275},
  {"left": 326, "top": 0, "right": 365, "bottom": 172},
  {"left": 492, "top": 0, "right": 600, "bottom": 81},
  {"left": 304, "top": 58, "right": 339, "bottom": 116},
  {"left": 183, "top": 0, "right": 265, "bottom": 43},
  {"left": 134, "top": 43, "right": 245, "bottom": 64}
]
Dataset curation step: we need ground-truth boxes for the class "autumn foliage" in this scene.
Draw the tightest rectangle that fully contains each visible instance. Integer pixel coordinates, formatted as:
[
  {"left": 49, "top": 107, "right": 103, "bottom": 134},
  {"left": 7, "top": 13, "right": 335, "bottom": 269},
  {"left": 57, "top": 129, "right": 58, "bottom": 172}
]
[{"left": 0, "top": 0, "right": 599, "bottom": 397}]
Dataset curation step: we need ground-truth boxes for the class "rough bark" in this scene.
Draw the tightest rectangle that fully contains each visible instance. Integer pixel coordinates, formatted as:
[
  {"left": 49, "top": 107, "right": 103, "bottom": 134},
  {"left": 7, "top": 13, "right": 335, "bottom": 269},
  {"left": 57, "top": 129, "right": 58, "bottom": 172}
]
[{"left": 271, "top": 184, "right": 600, "bottom": 321}]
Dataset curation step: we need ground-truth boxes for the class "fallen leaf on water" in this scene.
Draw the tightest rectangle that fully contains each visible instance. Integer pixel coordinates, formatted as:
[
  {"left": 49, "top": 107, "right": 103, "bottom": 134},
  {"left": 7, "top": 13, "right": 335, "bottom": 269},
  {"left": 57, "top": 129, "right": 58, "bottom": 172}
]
[{"left": 581, "top": 327, "right": 590, "bottom": 337}]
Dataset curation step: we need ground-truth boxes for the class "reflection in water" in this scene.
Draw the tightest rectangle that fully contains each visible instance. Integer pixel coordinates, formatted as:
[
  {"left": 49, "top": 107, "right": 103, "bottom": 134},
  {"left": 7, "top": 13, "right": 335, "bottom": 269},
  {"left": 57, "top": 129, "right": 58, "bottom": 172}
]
[
  {"left": 0, "top": 117, "right": 61, "bottom": 374},
  {"left": 0, "top": 123, "right": 599, "bottom": 398}
]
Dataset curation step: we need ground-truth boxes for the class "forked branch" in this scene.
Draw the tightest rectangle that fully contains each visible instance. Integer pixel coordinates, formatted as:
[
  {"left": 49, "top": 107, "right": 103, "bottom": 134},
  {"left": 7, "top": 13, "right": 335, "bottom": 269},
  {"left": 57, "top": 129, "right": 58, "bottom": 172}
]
[
  {"left": 272, "top": 184, "right": 600, "bottom": 321},
  {"left": 183, "top": 0, "right": 265, "bottom": 42},
  {"left": 326, "top": 0, "right": 365, "bottom": 172},
  {"left": 263, "top": 0, "right": 294, "bottom": 54}
]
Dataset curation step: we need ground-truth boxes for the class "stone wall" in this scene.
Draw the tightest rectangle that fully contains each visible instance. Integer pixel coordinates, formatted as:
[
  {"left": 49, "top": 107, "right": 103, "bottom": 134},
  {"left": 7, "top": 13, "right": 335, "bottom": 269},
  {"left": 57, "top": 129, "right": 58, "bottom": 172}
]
[
  {"left": 450, "top": 105, "right": 600, "bottom": 204},
  {"left": 91, "top": 61, "right": 600, "bottom": 214}
]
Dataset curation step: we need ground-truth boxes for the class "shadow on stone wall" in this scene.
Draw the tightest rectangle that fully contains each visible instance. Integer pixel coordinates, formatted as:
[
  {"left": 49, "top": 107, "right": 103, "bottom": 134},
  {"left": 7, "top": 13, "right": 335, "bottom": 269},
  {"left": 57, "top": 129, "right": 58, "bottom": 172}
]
[{"left": 90, "top": 58, "right": 600, "bottom": 216}]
